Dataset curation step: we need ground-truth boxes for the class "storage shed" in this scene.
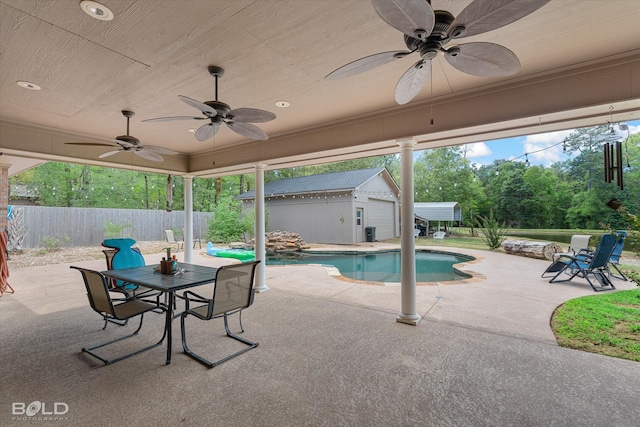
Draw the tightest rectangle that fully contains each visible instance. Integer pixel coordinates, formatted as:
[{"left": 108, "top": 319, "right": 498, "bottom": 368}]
[
  {"left": 414, "top": 202, "right": 462, "bottom": 235},
  {"left": 237, "top": 167, "right": 400, "bottom": 244}
]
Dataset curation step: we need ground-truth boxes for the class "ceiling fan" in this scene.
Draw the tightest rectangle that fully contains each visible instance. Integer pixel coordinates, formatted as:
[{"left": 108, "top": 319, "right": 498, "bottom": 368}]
[
  {"left": 65, "top": 110, "right": 178, "bottom": 162},
  {"left": 143, "top": 66, "right": 276, "bottom": 141},
  {"left": 325, "top": 0, "right": 551, "bottom": 105}
]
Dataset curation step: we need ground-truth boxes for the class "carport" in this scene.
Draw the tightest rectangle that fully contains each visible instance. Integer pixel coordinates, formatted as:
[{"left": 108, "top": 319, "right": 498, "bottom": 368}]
[{"left": 414, "top": 202, "right": 462, "bottom": 236}]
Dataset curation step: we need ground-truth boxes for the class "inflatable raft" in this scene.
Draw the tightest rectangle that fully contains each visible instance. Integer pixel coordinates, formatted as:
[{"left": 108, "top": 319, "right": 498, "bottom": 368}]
[{"left": 206, "top": 242, "right": 255, "bottom": 261}]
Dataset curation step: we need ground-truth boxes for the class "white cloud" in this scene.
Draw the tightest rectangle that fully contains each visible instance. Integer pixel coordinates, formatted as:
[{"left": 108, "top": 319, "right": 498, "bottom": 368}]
[
  {"left": 464, "top": 142, "right": 492, "bottom": 158},
  {"left": 522, "top": 129, "right": 574, "bottom": 166}
]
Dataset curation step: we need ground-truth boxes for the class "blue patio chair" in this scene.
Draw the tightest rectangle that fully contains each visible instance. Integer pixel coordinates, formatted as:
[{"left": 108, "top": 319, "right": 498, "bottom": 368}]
[
  {"left": 607, "top": 230, "right": 627, "bottom": 280},
  {"left": 564, "top": 230, "right": 628, "bottom": 281},
  {"left": 102, "top": 238, "right": 146, "bottom": 293},
  {"left": 101, "top": 238, "right": 161, "bottom": 323},
  {"left": 545, "top": 234, "right": 617, "bottom": 292}
]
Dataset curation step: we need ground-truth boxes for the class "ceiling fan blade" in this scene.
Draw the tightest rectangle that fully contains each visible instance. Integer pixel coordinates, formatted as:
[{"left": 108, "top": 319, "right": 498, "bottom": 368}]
[
  {"left": 449, "top": 0, "right": 551, "bottom": 38},
  {"left": 141, "top": 145, "right": 179, "bottom": 155},
  {"left": 325, "top": 50, "right": 411, "bottom": 80},
  {"left": 445, "top": 42, "right": 520, "bottom": 77},
  {"left": 98, "top": 150, "right": 122, "bottom": 159},
  {"left": 195, "top": 123, "right": 221, "bottom": 142},
  {"left": 394, "top": 59, "right": 431, "bottom": 105},
  {"left": 226, "top": 121, "right": 269, "bottom": 140},
  {"left": 372, "top": 0, "right": 435, "bottom": 40},
  {"left": 142, "top": 116, "right": 206, "bottom": 122},
  {"left": 65, "top": 142, "right": 119, "bottom": 147},
  {"left": 228, "top": 108, "right": 276, "bottom": 123},
  {"left": 134, "top": 149, "right": 164, "bottom": 162},
  {"left": 178, "top": 95, "right": 217, "bottom": 117}
]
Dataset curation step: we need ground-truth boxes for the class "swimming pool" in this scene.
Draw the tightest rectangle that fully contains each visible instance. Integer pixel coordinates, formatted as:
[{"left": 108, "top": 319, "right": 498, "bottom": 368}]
[{"left": 266, "top": 249, "right": 474, "bottom": 283}]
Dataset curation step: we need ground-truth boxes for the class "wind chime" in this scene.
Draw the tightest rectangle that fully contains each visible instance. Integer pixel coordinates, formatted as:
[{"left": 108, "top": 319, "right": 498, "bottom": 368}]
[
  {"left": 603, "top": 138, "right": 624, "bottom": 190},
  {"left": 166, "top": 175, "right": 173, "bottom": 212}
]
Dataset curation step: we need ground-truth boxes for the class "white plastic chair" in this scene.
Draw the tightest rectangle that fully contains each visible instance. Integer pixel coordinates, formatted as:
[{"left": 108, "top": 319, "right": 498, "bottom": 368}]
[{"left": 433, "top": 231, "right": 446, "bottom": 241}]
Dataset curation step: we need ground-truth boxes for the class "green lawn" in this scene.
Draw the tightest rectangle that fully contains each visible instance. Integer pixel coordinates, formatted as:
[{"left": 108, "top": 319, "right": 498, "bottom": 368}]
[{"left": 551, "top": 289, "right": 640, "bottom": 362}]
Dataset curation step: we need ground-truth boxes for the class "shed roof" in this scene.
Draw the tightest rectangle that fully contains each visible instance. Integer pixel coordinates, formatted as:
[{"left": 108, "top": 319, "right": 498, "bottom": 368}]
[
  {"left": 414, "top": 202, "right": 462, "bottom": 221},
  {"left": 238, "top": 167, "right": 397, "bottom": 199}
]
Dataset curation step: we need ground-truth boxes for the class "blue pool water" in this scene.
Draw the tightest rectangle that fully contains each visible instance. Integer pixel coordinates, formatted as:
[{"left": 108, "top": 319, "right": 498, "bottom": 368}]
[{"left": 266, "top": 250, "right": 474, "bottom": 283}]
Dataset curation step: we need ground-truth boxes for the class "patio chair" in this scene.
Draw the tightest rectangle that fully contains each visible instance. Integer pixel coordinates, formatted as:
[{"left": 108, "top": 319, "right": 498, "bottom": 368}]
[
  {"left": 102, "top": 239, "right": 161, "bottom": 325},
  {"left": 182, "top": 228, "right": 202, "bottom": 249},
  {"left": 552, "top": 234, "right": 591, "bottom": 261},
  {"left": 180, "top": 260, "right": 260, "bottom": 368},
  {"left": 544, "top": 234, "right": 617, "bottom": 292},
  {"left": 70, "top": 266, "right": 166, "bottom": 365},
  {"left": 433, "top": 231, "right": 446, "bottom": 241},
  {"left": 164, "top": 229, "right": 184, "bottom": 251},
  {"left": 607, "top": 230, "right": 628, "bottom": 280},
  {"left": 572, "top": 230, "right": 627, "bottom": 281}
]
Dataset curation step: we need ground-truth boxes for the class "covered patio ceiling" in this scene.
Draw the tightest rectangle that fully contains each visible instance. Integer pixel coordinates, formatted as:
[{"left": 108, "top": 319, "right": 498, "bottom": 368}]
[{"left": 1, "top": 0, "right": 639, "bottom": 178}]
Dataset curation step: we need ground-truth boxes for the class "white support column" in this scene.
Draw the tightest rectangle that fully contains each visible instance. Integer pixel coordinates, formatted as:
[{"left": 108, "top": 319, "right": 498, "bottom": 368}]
[
  {"left": 397, "top": 139, "right": 421, "bottom": 325},
  {"left": 253, "top": 162, "right": 269, "bottom": 293},
  {"left": 183, "top": 175, "right": 194, "bottom": 264}
]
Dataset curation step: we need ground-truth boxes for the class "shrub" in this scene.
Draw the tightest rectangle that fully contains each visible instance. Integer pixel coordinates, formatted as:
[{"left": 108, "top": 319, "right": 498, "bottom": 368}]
[
  {"left": 207, "top": 197, "right": 245, "bottom": 243},
  {"left": 475, "top": 210, "right": 507, "bottom": 250},
  {"left": 104, "top": 221, "right": 133, "bottom": 238},
  {"left": 618, "top": 208, "right": 640, "bottom": 288},
  {"left": 40, "top": 234, "right": 70, "bottom": 252}
]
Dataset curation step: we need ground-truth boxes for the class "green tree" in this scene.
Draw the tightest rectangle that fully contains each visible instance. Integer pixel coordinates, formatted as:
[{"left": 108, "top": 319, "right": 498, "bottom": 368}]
[{"left": 414, "top": 146, "right": 484, "bottom": 226}]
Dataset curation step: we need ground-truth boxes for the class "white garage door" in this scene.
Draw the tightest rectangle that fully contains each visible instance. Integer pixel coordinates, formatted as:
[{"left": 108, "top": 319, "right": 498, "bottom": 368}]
[{"left": 368, "top": 199, "right": 396, "bottom": 240}]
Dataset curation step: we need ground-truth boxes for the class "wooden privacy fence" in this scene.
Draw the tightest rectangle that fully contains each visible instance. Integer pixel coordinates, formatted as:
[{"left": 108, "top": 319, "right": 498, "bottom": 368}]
[{"left": 7, "top": 206, "right": 212, "bottom": 249}]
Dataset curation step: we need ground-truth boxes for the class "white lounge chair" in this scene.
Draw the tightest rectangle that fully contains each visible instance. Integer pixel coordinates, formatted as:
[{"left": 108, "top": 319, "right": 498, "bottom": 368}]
[{"left": 433, "top": 231, "right": 446, "bottom": 241}]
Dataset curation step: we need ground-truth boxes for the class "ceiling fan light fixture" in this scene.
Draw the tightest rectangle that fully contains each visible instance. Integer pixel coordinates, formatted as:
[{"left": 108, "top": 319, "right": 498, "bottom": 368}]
[
  {"left": 80, "top": 1, "right": 114, "bottom": 21},
  {"left": 445, "top": 47, "right": 461, "bottom": 58},
  {"left": 450, "top": 26, "right": 466, "bottom": 39}
]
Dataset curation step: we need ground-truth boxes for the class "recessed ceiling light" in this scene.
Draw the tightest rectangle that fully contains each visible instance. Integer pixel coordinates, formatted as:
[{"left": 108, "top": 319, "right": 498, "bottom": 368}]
[
  {"left": 188, "top": 129, "right": 197, "bottom": 133},
  {"left": 80, "top": 1, "right": 114, "bottom": 21},
  {"left": 275, "top": 101, "right": 290, "bottom": 108},
  {"left": 17, "top": 81, "right": 41, "bottom": 91}
]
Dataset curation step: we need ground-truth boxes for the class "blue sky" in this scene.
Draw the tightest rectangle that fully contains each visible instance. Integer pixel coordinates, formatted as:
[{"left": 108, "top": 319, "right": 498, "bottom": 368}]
[{"left": 462, "top": 120, "right": 639, "bottom": 168}]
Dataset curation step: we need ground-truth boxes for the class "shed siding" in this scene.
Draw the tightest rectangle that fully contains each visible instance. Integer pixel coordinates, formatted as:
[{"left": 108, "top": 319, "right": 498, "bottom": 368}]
[{"left": 264, "top": 197, "right": 354, "bottom": 244}]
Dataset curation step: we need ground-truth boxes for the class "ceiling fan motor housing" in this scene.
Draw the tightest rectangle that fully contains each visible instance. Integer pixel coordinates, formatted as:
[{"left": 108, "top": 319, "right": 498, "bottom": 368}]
[
  {"left": 204, "top": 100, "right": 231, "bottom": 117},
  {"left": 115, "top": 135, "right": 140, "bottom": 146}
]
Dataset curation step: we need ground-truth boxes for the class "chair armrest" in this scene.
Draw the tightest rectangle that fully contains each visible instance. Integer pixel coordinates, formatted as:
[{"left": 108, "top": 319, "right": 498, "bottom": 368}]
[
  {"left": 553, "top": 253, "right": 580, "bottom": 262},
  {"left": 182, "top": 290, "right": 208, "bottom": 302},
  {"left": 575, "top": 248, "right": 593, "bottom": 256}
]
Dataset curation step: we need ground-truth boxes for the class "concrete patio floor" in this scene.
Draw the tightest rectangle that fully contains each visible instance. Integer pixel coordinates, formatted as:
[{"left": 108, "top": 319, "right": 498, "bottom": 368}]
[{"left": 1, "top": 244, "right": 638, "bottom": 426}]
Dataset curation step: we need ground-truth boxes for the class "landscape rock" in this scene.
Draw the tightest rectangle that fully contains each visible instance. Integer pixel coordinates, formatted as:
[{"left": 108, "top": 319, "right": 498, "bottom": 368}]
[{"left": 252, "top": 231, "right": 310, "bottom": 253}]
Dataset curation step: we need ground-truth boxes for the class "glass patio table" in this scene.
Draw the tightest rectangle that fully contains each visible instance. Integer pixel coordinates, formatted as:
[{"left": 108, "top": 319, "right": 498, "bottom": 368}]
[{"left": 102, "top": 263, "right": 218, "bottom": 365}]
